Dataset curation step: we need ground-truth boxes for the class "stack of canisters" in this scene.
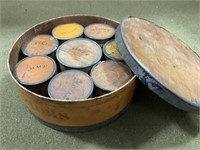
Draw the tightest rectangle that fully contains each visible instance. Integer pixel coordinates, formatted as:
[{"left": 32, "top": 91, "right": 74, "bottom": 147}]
[{"left": 14, "top": 22, "right": 133, "bottom": 100}]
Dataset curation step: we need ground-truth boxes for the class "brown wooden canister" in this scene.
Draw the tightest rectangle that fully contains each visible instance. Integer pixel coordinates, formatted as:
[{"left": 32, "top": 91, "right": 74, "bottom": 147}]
[
  {"left": 48, "top": 70, "right": 94, "bottom": 100},
  {"left": 84, "top": 23, "right": 115, "bottom": 46},
  {"left": 52, "top": 23, "right": 84, "bottom": 43},
  {"left": 13, "top": 56, "right": 57, "bottom": 96},
  {"left": 56, "top": 38, "right": 102, "bottom": 73},
  {"left": 21, "top": 34, "right": 58, "bottom": 58},
  {"left": 91, "top": 60, "right": 133, "bottom": 96},
  {"left": 103, "top": 39, "right": 124, "bottom": 61}
]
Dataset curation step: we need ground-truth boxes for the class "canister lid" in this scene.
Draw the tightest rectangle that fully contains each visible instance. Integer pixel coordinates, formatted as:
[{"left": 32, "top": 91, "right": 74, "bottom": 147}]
[
  {"left": 48, "top": 70, "right": 94, "bottom": 100},
  {"left": 14, "top": 56, "right": 57, "bottom": 86},
  {"left": 52, "top": 23, "right": 84, "bottom": 40},
  {"left": 21, "top": 34, "right": 58, "bottom": 56},
  {"left": 91, "top": 60, "right": 133, "bottom": 92},
  {"left": 84, "top": 23, "right": 115, "bottom": 41},
  {"left": 115, "top": 17, "right": 200, "bottom": 113},
  {"left": 56, "top": 38, "right": 102, "bottom": 69}
]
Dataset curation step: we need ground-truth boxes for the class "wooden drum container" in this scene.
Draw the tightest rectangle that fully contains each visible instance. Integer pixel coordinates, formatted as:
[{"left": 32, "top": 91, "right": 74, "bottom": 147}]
[{"left": 8, "top": 15, "right": 138, "bottom": 132}]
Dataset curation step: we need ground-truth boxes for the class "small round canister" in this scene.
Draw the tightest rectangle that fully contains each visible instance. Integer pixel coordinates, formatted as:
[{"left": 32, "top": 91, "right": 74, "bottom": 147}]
[
  {"left": 52, "top": 23, "right": 84, "bottom": 43},
  {"left": 56, "top": 38, "right": 102, "bottom": 73},
  {"left": 91, "top": 60, "right": 133, "bottom": 96},
  {"left": 84, "top": 23, "right": 115, "bottom": 46},
  {"left": 103, "top": 39, "right": 124, "bottom": 61},
  {"left": 48, "top": 70, "right": 94, "bottom": 100},
  {"left": 13, "top": 56, "right": 57, "bottom": 96},
  {"left": 21, "top": 34, "right": 58, "bottom": 58}
]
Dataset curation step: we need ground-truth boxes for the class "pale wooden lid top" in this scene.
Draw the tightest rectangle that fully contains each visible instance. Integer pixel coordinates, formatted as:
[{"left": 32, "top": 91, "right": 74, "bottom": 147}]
[
  {"left": 121, "top": 17, "right": 200, "bottom": 105},
  {"left": 48, "top": 70, "right": 93, "bottom": 100},
  {"left": 14, "top": 56, "right": 56, "bottom": 85},
  {"left": 52, "top": 23, "right": 84, "bottom": 40},
  {"left": 22, "top": 34, "right": 58, "bottom": 56},
  {"left": 56, "top": 38, "right": 102, "bottom": 68},
  {"left": 84, "top": 23, "right": 115, "bottom": 40},
  {"left": 103, "top": 40, "right": 123, "bottom": 60},
  {"left": 91, "top": 61, "right": 133, "bottom": 91}
]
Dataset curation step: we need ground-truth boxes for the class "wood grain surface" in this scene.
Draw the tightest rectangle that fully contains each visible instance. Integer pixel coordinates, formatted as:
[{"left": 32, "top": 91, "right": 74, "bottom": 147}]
[
  {"left": 22, "top": 34, "right": 58, "bottom": 56},
  {"left": 91, "top": 61, "right": 133, "bottom": 91},
  {"left": 84, "top": 23, "right": 115, "bottom": 40},
  {"left": 57, "top": 38, "right": 102, "bottom": 68},
  {"left": 122, "top": 18, "right": 200, "bottom": 104},
  {"left": 48, "top": 70, "right": 93, "bottom": 100}
]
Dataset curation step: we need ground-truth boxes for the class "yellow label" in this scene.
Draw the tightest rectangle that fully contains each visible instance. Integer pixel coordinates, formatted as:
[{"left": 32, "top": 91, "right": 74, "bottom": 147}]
[
  {"left": 105, "top": 40, "right": 123, "bottom": 60},
  {"left": 52, "top": 23, "right": 83, "bottom": 40}
]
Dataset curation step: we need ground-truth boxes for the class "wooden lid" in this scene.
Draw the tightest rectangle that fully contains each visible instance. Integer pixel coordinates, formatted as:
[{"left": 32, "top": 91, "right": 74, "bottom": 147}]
[
  {"left": 14, "top": 56, "right": 57, "bottom": 86},
  {"left": 115, "top": 17, "right": 200, "bottom": 113},
  {"left": 84, "top": 23, "right": 115, "bottom": 40},
  {"left": 91, "top": 60, "right": 133, "bottom": 91},
  {"left": 48, "top": 70, "right": 94, "bottom": 100},
  {"left": 52, "top": 23, "right": 84, "bottom": 40},
  {"left": 103, "top": 40, "right": 124, "bottom": 61},
  {"left": 56, "top": 38, "right": 102, "bottom": 68},
  {"left": 21, "top": 34, "right": 58, "bottom": 56}
]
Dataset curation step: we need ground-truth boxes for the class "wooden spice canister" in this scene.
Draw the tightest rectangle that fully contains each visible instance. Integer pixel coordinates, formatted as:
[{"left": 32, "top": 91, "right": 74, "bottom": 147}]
[
  {"left": 84, "top": 23, "right": 115, "bottom": 47},
  {"left": 103, "top": 39, "right": 124, "bottom": 61},
  {"left": 56, "top": 38, "right": 102, "bottom": 73},
  {"left": 48, "top": 70, "right": 94, "bottom": 100},
  {"left": 21, "top": 34, "right": 58, "bottom": 58},
  {"left": 52, "top": 23, "right": 84, "bottom": 43},
  {"left": 91, "top": 60, "right": 133, "bottom": 96},
  {"left": 13, "top": 56, "right": 57, "bottom": 96}
]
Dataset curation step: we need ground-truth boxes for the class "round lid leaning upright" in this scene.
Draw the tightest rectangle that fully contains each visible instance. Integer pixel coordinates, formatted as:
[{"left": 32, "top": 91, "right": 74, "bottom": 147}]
[{"left": 115, "top": 17, "right": 200, "bottom": 113}]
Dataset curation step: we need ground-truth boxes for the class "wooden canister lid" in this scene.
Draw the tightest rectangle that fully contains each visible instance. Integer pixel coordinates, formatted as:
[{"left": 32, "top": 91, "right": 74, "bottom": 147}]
[
  {"left": 84, "top": 23, "right": 115, "bottom": 40},
  {"left": 115, "top": 17, "right": 200, "bottom": 112},
  {"left": 21, "top": 34, "right": 58, "bottom": 56},
  {"left": 48, "top": 70, "right": 94, "bottom": 100},
  {"left": 14, "top": 56, "right": 57, "bottom": 86},
  {"left": 103, "top": 40, "right": 124, "bottom": 61},
  {"left": 91, "top": 60, "right": 133, "bottom": 91},
  {"left": 52, "top": 23, "right": 84, "bottom": 40},
  {"left": 56, "top": 38, "right": 102, "bottom": 69}
]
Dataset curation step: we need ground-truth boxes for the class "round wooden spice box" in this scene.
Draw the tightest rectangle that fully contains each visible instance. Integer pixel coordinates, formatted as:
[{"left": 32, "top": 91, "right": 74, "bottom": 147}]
[
  {"left": 8, "top": 15, "right": 200, "bottom": 132},
  {"left": 8, "top": 15, "right": 138, "bottom": 132}
]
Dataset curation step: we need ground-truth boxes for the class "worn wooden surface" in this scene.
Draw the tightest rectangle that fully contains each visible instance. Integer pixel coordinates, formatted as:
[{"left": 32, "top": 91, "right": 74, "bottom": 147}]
[
  {"left": 48, "top": 70, "right": 93, "bottom": 100},
  {"left": 121, "top": 17, "right": 200, "bottom": 106},
  {"left": 8, "top": 15, "right": 137, "bottom": 127},
  {"left": 91, "top": 61, "right": 133, "bottom": 91},
  {"left": 84, "top": 23, "right": 115, "bottom": 40},
  {"left": 57, "top": 38, "right": 102, "bottom": 68},
  {"left": 21, "top": 34, "right": 58, "bottom": 56},
  {"left": 103, "top": 40, "right": 123, "bottom": 61}
]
